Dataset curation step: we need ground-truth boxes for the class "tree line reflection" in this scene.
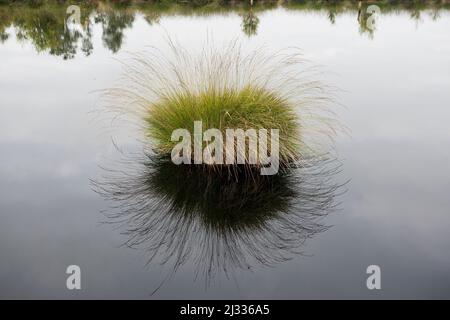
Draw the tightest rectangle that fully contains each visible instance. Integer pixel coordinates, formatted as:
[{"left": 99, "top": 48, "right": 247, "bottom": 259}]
[{"left": 1, "top": 0, "right": 449, "bottom": 59}]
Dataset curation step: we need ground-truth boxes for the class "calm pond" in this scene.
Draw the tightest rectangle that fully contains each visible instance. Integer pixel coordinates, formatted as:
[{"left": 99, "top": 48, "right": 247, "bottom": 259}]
[{"left": 1, "top": 1, "right": 450, "bottom": 299}]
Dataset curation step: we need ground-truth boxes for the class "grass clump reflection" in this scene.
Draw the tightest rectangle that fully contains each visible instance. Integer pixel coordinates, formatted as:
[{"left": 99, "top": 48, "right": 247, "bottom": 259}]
[{"left": 93, "top": 153, "right": 345, "bottom": 287}]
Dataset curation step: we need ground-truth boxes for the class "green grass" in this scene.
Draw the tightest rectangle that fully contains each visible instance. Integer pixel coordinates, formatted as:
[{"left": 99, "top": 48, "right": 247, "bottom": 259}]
[{"left": 145, "top": 84, "right": 301, "bottom": 165}]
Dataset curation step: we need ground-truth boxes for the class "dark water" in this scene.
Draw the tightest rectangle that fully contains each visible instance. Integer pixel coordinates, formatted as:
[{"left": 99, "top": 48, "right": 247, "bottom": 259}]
[{"left": 1, "top": 3, "right": 450, "bottom": 299}]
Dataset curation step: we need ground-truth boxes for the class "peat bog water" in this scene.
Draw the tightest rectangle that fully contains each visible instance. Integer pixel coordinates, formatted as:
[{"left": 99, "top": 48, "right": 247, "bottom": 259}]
[{"left": 1, "top": 2, "right": 450, "bottom": 299}]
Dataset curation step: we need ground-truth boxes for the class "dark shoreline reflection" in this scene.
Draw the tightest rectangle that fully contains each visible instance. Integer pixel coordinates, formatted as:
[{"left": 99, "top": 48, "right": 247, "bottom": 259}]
[
  {"left": 93, "top": 152, "right": 346, "bottom": 288},
  {"left": 1, "top": 1, "right": 449, "bottom": 59}
]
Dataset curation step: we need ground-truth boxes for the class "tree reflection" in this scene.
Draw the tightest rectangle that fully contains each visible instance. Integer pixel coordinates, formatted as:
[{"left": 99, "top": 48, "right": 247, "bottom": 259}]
[
  {"left": 0, "top": 31, "right": 8, "bottom": 43},
  {"left": 241, "top": 8, "right": 259, "bottom": 37},
  {"left": 95, "top": 10, "right": 134, "bottom": 53},
  {"left": 81, "top": 21, "right": 94, "bottom": 56},
  {"left": 357, "top": 4, "right": 375, "bottom": 39},
  {"left": 14, "top": 10, "right": 82, "bottom": 59}
]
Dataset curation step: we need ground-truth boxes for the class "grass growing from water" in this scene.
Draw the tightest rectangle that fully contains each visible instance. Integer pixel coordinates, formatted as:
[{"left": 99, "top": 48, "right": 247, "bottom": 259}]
[
  {"left": 103, "top": 38, "right": 338, "bottom": 172},
  {"left": 95, "top": 37, "right": 346, "bottom": 285}
]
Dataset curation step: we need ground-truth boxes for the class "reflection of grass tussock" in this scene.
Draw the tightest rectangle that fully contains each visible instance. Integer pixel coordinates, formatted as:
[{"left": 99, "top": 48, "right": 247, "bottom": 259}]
[
  {"left": 92, "top": 153, "right": 345, "bottom": 286},
  {"left": 103, "top": 39, "right": 338, "bottom": 170}
]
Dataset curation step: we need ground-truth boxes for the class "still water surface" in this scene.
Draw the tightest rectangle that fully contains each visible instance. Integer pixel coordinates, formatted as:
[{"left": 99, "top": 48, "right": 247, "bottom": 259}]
[{"left": 1, "top": 4, "right": 450, "bottom": 299}]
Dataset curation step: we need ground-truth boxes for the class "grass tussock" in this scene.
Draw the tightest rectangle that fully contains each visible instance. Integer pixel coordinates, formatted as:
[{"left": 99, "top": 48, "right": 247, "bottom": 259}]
[
  {"left": 102, "top": 37, "right": 340, "bottom": 170},
  {"left": 147, "top": 85, "right": 300, "bottom": 164}
]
